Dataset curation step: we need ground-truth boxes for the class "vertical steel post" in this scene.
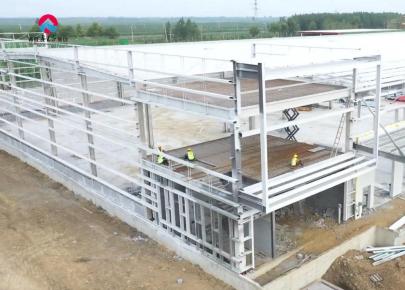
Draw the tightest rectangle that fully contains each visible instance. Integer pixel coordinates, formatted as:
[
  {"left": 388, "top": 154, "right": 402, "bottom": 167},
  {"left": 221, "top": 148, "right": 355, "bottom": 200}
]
[
  {"left": 79, "top": 73, "right": 98, "bottom": 176},
  {"left": 258, "top": 63, "right": 269, "bottom": 208},
  {"left": 116, "top": 81, "right": 124, "bottom": 105},
  {"left": 374, "top": 64, "right": 382, "bottom": 161},
  {"left": 6, "top": 59, "right": 24, "bottom": 139},
  {"left": 137, "top": 102, "right": 147, "bottom": 156},
  {"left": 145, "top": 104, "right": 155, "bottom": 148},
  {"left": 73, "top": 46, "right": 97, "bottom": 176},
  {"left": 127, "top": 50, "right": 134, "bottom": 81},
  {"left": 251, "top": 43, "right": 257, "bottom": 58},
  {"left": 234, "top": 220, "right": 245, "bottom": 272},
  {"left": 39, "top": 61, "right": 58, "bottom": 156},
  {"left": 2, "top": 40, "right": 24, "bottom": 139},
  {"left": 270, "top": 211, "right": 276, "bottom": 258},
  {"left": 128, "top": 50, "right": 154, "bottom": 149},
  {"left": 231, "top": 61, "right": 242, "bottom": 203},
  {"left": 345, "top": 68, "right": 356, "bottom": 152}
]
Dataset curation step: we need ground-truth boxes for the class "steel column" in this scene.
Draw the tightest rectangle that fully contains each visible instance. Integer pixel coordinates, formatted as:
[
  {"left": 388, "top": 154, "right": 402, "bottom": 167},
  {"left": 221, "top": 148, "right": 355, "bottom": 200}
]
[
  {"left": 39, "top": 61, "right": 58, "bottom": 156},
  {"left": 258, "top": 63, "right": 269, "bottom": 208},
  {"left": 231, "top": 61, "right": 243, "bottom": 202},
  {"left": 374, "top": 64, "right": 382, "bottom": 160},
  {"left": 79, "top": 73, "right": 98, "bottom": 176},
  {"left": 144, "top": 104, "right": 154, "bottom": 148},
  {"left": 116, "top": 81, "right": 124, "bottom": 105},
  {"left": 6, "top": 59, "right": 24, "bottom": 139}
]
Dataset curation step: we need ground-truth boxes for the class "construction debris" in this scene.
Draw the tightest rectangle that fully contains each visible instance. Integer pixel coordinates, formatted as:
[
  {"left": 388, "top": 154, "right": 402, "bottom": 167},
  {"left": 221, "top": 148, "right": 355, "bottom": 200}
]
[
  {"left": 369, "top": 273, "right": 383, "bottom": 283},
  {"left": 389, "top": 216, "right": 405, "bottom": 231},
  {"left": 366, "top": 245, "right": 405, "bottom": 266}
]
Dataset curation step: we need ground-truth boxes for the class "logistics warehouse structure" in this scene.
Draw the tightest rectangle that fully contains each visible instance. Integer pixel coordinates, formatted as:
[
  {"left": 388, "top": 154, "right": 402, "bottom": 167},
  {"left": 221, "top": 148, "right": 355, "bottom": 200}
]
[{"left": 1, "top": 32, "right": 405, "bottom": 288}]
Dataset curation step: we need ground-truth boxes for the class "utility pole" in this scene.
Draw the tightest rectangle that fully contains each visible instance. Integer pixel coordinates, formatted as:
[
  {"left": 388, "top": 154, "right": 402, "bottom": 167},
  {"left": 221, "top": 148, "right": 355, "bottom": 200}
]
[{"left": 253, "top": 0, "right": 258, "bottom": 21}]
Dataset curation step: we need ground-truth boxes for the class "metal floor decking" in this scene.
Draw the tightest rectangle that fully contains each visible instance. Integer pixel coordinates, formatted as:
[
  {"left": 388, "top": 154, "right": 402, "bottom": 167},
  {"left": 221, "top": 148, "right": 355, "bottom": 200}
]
[
  {"left": 167, "top": 135, "right": 331, "bottom": 182},
  {"left": 146, "top": 79, "right": 345, "bottom": 109}
]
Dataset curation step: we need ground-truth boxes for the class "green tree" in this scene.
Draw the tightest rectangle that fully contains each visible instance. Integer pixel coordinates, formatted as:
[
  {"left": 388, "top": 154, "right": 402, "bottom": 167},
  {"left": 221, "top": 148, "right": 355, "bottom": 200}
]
[
  {"left": 279, "top": 20, "right": 289, "bottom": 36},
  {"left": 75, "top": 24, "right": 84, "bottom": 37},
  {"left": 173, "top": 18, "right": 200, "bottom": 41},
  {"left": 104, "top": 26, "right": 119, "bottom": 39},
  {"left": 307, "top": 20, "right": 318, "bottom": 30},
  {"left": 249, "top": 26, "right": 260, "bottom": 38},
  {"left": 86, "top": 22, "right": 103, "bottom": 37},
  {"left": 29, "top": 24, "right": 40, "bottom": 33},
  {"left": 268, "top": 22, "right": 281, "bottom": 37},
  {"left": 287, "top": 18, "right": 300, "bottom": 36},
  {"left": 57, "top": 25, "right": 75, "bottom": 42}
]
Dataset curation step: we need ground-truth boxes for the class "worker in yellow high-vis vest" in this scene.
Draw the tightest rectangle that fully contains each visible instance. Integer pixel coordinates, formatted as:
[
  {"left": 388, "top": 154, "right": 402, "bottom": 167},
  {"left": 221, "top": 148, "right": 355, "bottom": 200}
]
[
  {"left": 184, "top": 148, "right": 196, "bottom": 162},
  {"left": 290, "top": 153, "right": 303, "bottom": 168},
  {"left": 157, "top": 146, "right": 168, "bottom": 165}
]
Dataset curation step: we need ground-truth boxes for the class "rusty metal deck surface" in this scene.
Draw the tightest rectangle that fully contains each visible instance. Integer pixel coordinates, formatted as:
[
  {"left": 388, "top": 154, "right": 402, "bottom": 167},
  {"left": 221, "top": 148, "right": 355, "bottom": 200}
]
[
  {"left": 167, "top": 135, "right": 331, "bottom": 182},
  {"left": 145, "top": 79, "right": 344, "bottom": 108}
]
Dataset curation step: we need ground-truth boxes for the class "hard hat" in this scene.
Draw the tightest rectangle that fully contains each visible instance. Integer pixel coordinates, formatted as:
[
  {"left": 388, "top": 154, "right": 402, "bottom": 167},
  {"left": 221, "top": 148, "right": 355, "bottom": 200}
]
[
  {"left": 187, "top": 148, "right": 192, "bottom": 151},
  {"left": 294, "top": 153, "right": 298, "bottom": 157}
]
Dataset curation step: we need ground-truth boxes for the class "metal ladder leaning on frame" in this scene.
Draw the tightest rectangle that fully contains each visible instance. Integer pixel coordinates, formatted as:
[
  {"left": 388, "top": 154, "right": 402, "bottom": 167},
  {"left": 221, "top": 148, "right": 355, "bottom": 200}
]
[{"left": 330, "top": 114, "right": 345, "bottom": 157}]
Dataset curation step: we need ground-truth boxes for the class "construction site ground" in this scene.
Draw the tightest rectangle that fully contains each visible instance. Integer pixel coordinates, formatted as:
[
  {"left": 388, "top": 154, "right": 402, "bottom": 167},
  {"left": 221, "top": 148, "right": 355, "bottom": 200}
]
[
  {"left": 0, "top": 151, "right": 232, "bottom": 290},
  {"left": 253, "top": 197, "right": 405, "bottom": 286},
  {"left": 324, "top": 249, "right": 405, "bottom": 290}
]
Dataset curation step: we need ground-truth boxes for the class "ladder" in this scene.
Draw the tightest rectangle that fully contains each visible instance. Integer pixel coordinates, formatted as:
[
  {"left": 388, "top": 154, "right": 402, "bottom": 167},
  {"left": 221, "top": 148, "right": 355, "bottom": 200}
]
[
  {"left": 330, "top": 114, "right": 345, "bottom": 157},
  {"left": 283, "top": 108, "right": 300, "bottom": 141}
]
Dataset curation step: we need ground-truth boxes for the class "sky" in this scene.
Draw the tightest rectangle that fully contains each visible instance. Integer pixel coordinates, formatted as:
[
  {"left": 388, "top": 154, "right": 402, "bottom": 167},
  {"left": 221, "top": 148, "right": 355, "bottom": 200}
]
[{"left": 0, "top": 0, "right": 404, "bottom": 18}]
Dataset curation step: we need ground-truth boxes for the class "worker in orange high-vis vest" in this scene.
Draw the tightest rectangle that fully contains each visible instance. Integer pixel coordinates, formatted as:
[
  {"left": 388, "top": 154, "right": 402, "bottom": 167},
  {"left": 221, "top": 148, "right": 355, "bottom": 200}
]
[{"left": 184, "top": 148, "right": 196, "bottom": 162}]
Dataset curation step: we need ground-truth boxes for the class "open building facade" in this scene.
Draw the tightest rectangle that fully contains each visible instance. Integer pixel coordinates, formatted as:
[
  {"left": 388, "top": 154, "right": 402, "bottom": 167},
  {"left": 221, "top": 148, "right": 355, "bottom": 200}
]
[{"left": 1, "top": 32, "right": 405, "bottom": 286}]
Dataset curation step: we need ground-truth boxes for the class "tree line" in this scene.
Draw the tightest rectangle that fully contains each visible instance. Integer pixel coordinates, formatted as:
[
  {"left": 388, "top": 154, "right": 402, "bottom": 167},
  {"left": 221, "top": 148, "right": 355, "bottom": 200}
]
[
  {"left": 30, "top": 22, "right": 119, "bottom": 41},
  {"left": 266, "top": 12, "right": 402, "bottom": 37},
  {"left": 25, "top": 12, "right": 404, "bottom": 43}
]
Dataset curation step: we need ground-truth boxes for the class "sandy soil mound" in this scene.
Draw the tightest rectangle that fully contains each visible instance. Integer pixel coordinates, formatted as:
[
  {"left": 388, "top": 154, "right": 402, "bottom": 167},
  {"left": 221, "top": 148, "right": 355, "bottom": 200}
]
[{"left": 323, "top": 250, "right": 405, "bottom": 290}]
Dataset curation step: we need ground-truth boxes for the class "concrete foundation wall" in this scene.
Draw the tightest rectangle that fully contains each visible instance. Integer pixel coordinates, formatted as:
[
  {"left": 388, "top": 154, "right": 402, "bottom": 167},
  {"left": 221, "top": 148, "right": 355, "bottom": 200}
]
[
  {"left": 262, "top": 227, "right": 377, "bottom": 290},
  {"left": 263, "top": 226, "right": 404, "bottom": 290},
  {"left": 0, "top": 131, "right": 261, "bottom": 290}
]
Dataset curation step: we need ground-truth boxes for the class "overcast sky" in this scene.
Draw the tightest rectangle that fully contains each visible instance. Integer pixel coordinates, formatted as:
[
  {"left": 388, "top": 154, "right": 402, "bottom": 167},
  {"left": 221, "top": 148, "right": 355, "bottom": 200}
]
[{"left": 1, "top": 0, "right": 404, "bottom": 18}]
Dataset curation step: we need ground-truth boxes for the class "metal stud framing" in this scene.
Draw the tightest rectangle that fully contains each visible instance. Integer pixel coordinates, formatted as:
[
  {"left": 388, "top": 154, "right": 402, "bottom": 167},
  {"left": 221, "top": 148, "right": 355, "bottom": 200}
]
[{"left": 0, "top": 39, "right": 389, "bottom": 274}]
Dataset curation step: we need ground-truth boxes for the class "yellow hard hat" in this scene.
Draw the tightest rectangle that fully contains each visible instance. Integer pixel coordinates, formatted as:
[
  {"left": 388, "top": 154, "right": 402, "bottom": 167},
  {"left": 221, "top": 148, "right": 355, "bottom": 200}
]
[
  {"left": 294, "top": 153, "right": 298, "bottom": 157},
  {"left": 187, "top": 148, "right": 192, "bottom": 151}
]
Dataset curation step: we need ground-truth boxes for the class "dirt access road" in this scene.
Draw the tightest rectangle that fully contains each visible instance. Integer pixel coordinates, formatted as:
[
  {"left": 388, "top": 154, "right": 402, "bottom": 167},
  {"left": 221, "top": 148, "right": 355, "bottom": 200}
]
[{"left": 0, "top": 151, "right": 232, "bottom": 290}]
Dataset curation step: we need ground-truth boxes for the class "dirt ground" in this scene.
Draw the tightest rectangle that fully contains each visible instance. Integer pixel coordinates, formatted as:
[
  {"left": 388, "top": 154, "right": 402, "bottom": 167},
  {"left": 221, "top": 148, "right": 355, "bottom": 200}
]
[
  {"left": 0, "top": 151, "right": 232, "bottom": 290},
  {"left": 255, "top": 198, "right": 405, "bottom": 285},
  {"left": 324, "top": 250, "right": 405, "bottom": 290}
]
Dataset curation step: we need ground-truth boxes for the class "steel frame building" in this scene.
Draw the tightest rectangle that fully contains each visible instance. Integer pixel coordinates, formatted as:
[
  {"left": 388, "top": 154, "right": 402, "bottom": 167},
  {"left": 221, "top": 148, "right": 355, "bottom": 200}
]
[{"left": 0, "top": 37, "right": 404, "bottom": 277}]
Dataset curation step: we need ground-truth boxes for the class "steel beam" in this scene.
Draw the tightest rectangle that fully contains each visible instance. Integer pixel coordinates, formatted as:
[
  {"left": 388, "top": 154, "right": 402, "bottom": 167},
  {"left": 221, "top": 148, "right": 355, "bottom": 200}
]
[
  {"left": 241, "top": 88, "right": 351, "bottom": 118},
  {"left": 354, "top": 143, "right": 405, "bottom": 163}
]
